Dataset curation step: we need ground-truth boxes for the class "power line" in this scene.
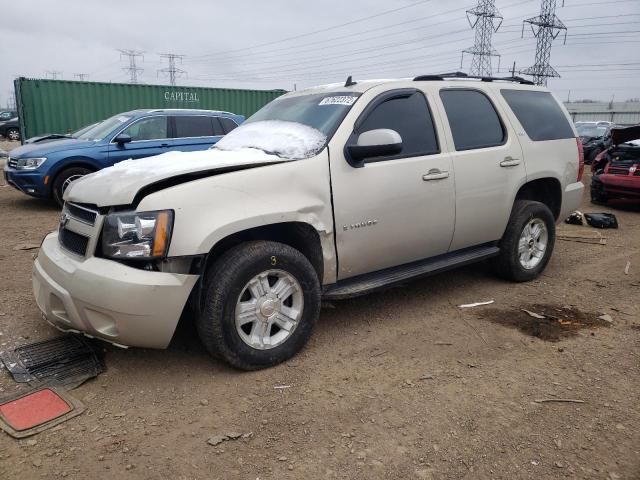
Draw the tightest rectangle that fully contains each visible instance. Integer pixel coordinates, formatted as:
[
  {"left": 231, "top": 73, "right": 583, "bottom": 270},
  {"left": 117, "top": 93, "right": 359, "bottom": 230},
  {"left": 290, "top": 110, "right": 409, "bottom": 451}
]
[
  {"left": 45, "top": 70, "right": 62, "bottom": 80},
  {"left": 158, "top": 53, "right": 186, "bottom": 86},
  {"left": 462, "top": 0, "right": 503, "bottom": 76},
  {"left": 118, "top": 49, "right": 144, "bottom": 84}
]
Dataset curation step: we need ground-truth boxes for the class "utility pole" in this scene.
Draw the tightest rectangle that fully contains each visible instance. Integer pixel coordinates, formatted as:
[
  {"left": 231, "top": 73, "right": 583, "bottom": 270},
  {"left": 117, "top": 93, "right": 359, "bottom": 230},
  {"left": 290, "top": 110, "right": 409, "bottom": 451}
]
[
  {"left": 521, "top": 0, "right": 567, "bottom": 86},
  {"left": 158, "top": 53, "right": 186, "bottom": 86},
  {"left": 45, "top": 70, "right": 62, "bottom": 80},
  {"left": 461, "top": 0, "right": 503, "bottom": 77},
  {"left": 118, "top": 49, "right": 144, "bottom": 84},
  {"left": 74, "top": 73, "right": 89, "bottom": 81}
]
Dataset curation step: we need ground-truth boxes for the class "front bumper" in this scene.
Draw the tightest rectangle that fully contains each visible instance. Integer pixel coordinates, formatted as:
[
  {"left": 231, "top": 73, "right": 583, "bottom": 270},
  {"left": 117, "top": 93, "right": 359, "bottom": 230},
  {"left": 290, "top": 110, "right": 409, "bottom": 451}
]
[
  {"left": 592, "top": 174, "right": 640, "bottom": 199},
  {"left": 32, "top": 232, "right": 199, "bottom": 349},
  {"left": 3, "top": 164, "right": 49, "bottom": 198},
  {"left": 558, "top": 181, "right": 585, "bottom": 221}
]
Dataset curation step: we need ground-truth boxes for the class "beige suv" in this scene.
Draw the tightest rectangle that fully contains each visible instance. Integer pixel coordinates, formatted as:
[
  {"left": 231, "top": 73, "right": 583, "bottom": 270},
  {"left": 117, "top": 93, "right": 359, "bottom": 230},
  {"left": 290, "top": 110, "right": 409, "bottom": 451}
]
[{"left": 33, "top": 74, "right": 584, "bottom": 369}]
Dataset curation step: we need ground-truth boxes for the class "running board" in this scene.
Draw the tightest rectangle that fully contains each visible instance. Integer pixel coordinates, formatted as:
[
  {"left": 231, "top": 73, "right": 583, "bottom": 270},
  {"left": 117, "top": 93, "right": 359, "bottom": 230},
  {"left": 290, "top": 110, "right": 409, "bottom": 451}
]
[{"left": 323, "top": 245, "right": 500, "bottom": 300}]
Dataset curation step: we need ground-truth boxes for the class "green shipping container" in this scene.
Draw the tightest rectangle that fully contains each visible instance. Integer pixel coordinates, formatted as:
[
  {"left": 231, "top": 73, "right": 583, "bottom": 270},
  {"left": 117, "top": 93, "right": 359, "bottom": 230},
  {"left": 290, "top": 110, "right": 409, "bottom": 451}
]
[{"left": 14, "top": 77, "right": 286, "bottom": 140}]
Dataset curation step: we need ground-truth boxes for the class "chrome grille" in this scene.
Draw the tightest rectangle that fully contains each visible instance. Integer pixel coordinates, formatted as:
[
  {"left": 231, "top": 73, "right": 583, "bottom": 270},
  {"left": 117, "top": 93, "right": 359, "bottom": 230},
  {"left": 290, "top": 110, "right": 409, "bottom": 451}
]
[
  {"left": 7, "top": 157, "right": 17, "bottom": 169},
  {"left": 65, "top": 202, "right": 98, "bottom": 226},
  {"left": 58, "top": 227, "right": 89, "bottom": 256}
]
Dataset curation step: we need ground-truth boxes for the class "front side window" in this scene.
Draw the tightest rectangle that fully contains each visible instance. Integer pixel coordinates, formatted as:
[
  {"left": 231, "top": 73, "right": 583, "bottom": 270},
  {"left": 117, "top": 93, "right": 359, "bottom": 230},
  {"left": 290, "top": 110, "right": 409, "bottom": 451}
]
[
  {"left": 356, "top": 91, "right": 439, "bottom": 160},
  {"left": 219, "top": 117, "right": 239, "bottom": 134},
  {"left": 501, "top": 90, "right": 575, "bottom": 141},
  {"left": 122, "top": 116, "right": 168, "bottom": 141},
  {"left": 173, "top": 115, "right": 215, "bottom": 138},
  {"left": 440, "top": 89, "right": 505, "bottom": 151}
]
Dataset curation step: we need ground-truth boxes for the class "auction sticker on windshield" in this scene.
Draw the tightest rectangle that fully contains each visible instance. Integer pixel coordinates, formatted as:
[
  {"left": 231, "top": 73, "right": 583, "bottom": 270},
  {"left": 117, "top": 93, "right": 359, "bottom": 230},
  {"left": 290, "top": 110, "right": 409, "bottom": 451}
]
[{"left": 319, "top": 96, "right": 357, "bottom": 106}]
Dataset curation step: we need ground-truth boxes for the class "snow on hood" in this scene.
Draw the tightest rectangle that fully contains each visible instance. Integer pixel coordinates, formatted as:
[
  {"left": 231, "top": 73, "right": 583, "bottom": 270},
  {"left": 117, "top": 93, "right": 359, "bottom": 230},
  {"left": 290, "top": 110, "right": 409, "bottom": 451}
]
[
  {"left": 215, "top": 120, "right": 326, "bottom": 160},
  {"left": 65, "top": 147, "right": 283, "bottom": 207}
]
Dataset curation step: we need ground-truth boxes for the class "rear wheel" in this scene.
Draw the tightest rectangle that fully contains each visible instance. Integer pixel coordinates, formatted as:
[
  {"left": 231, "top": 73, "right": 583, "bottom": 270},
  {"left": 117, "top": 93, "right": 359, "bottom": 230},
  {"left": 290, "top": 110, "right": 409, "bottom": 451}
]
[
  {"left": 6, "top": 128, "right": 20, "bottom": 141},
  {"left": 493, "top": 200, "right": 555, "bottom": 282},
  {"left": 197, "top": 240, "right": 321, "bottom": 370},
  {"left": 52, "top": 167, "right": 92, "bottom": 207}
]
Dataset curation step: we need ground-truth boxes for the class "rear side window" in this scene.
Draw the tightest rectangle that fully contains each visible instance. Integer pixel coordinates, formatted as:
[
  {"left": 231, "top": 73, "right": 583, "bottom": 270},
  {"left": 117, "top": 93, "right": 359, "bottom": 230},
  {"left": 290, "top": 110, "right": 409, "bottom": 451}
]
[
  {"left": 357, "top": 91, "right": 439, "bottom": 159},
  {"left": 219, "top": 117, "right": 239, "bottom": 134},
  {"left": 501, "top": 90, "right": 574, "bottom": 141},
  {"left": 440, "top": 89, "right": 505, "bottom": 151},
  {"left": 174, "top": 116, "right": 215, "bottom": 138}
]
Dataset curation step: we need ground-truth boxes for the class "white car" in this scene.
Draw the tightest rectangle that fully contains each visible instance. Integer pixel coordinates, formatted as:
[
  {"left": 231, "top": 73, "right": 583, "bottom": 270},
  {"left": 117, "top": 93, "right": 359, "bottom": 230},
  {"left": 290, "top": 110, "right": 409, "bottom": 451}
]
[{"left": 32, "top": 73, "right": 584, "bottom": 369}]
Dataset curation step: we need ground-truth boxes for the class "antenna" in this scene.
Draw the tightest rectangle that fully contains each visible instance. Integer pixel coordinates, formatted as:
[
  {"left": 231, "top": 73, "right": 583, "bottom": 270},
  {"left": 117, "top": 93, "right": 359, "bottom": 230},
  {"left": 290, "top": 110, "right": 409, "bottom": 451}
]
[
  {"left": 118, "top": 49, "right": 144, "bottom": 84},
  {"left": 461, "top": 0, "right": 503, "bottom": 76},
  {"left": 158, "top": 53, "right": 186, "bottom": 86},
  {"left": 521, "top": 0, "right": 567, "bottom": 86}
]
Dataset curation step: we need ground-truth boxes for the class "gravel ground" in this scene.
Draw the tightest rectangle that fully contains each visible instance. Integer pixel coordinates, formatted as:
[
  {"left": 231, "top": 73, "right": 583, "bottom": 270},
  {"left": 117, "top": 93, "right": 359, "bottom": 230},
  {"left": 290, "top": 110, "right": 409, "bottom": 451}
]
[{"left": 0, "top": 170, "right": 638, "bottom": 480}]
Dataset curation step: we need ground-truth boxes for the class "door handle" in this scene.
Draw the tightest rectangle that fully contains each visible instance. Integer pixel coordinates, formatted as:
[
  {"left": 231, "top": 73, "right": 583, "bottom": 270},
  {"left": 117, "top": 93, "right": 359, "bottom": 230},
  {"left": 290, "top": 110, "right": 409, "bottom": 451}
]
[
  {"left": 500, "top": 156, "right": 521, "bottom": 167},
  {"left": 422, "top": 169, "right": 449, "bottom": 181},
  {"left": 161, "top": 143, "right": 171, "bottom": 147}
]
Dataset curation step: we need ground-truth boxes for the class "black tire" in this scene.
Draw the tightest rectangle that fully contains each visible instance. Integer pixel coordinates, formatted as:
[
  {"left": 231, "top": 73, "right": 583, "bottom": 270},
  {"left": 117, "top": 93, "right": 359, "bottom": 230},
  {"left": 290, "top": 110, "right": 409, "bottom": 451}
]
[
  {"left": 492, "top": 200, "right": 556, "bottom": 282},
  {"left": 590, "top": 187, "right": 608, "bottom": 205},
  {"left": 6, "top": 128, "right": 20, "bottom": 141},
  {"left": 52, "top": 167, "right": 93, "bottom": 207},
  {"left": 197, "top": 240, "right": 321, "bottom": 370}
]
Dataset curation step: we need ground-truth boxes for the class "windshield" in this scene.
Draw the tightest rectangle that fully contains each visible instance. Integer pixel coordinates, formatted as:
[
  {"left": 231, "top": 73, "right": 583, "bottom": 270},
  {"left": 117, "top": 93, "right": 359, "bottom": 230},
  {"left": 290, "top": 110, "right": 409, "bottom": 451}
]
[
  {"left": 75, "top": 114, "right": 132, "bottom": 141},
  {"left": 71, "top": 122, "right": 100, "bottom": 138},
  {"left": 576, "top": 124, "right": 608, "bottom": 138},
  {"left": 214, "top": 92, "right": 361, "bottom": 159}
]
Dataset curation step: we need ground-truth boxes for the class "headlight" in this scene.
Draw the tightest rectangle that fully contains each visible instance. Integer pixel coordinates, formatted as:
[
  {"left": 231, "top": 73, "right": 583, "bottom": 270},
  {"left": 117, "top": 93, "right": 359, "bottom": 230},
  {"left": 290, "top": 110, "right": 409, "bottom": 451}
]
[
  {"left": 102, "top": 210, "right": 173, "bottom": 259},
  {"left": 16, "top": 157, "right": 47, "bottom": 170}
]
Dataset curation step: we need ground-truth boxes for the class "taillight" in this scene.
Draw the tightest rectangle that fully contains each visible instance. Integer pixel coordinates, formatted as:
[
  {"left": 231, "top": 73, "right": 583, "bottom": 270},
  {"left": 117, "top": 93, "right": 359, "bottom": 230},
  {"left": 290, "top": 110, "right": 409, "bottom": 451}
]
[{"left": 576, "top": 137, "right": 584, "bottom": 181}]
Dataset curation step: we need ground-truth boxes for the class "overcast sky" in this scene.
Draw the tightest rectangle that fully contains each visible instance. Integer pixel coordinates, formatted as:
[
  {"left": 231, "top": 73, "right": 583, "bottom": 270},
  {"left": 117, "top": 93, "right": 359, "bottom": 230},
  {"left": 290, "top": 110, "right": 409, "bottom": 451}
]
[{"left": 1, "top": 0, "right": 639, "bottom": 108}]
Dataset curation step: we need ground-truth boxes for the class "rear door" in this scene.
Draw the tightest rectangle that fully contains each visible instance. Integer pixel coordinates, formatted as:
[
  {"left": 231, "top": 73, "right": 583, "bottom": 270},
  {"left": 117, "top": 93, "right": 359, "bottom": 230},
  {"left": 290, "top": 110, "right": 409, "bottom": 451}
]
[
  {"left": 436, "top": 87, "right": 525, "bottom": 251},
  {"left": 107, "top": 115, "right": 170, "bottom": 164},
  {"left": 169, "top": 115, "right": 222, "bottom": 151}
]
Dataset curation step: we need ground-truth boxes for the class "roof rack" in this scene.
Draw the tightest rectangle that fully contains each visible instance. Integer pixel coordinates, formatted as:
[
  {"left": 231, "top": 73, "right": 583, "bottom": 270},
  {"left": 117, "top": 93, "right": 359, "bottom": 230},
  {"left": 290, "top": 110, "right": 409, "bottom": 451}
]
[{"left": 413, "top": 71, "right": 534, "bottom": 85}]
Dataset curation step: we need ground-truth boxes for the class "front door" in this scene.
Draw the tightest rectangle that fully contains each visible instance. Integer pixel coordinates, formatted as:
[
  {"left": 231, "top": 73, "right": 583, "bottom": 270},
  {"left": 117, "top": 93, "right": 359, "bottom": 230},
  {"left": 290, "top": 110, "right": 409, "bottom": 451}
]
[
  {"left": 329, "top": 88, "right": 456, "bottom": 279},
  {"left": 108, "top": 115, "right": 171, "bottom": 164}
]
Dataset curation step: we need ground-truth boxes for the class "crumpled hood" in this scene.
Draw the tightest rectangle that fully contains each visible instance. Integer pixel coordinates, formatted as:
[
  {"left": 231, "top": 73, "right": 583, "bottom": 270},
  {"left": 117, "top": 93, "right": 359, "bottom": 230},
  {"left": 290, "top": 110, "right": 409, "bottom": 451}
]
[
  {"left": 65, "top": 148, "right": 285, "bottom": 207},
  {"left": 610, "top": 125, "right": 640, "bottom": 146},
  {"left": 9, "top": 138, "right": 99, "bottom": 158}
]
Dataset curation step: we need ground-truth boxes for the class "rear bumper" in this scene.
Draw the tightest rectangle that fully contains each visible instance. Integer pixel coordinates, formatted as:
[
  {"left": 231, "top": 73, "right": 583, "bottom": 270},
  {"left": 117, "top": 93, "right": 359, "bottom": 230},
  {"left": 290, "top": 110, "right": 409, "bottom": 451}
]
[
  {"left": 558, "top": 181, "right": 585, "bottom": 221},
  {"left": 592, "top": 174, "right": 640, "bottom": 199},
  {"left": 33, "top": 232, "right": 199, "bottom": 349}
]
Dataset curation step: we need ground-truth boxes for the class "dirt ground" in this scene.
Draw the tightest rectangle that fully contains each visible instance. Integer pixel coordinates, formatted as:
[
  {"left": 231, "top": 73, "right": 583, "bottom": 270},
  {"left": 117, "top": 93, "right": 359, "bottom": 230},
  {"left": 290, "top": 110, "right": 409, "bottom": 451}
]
[{"left": 0, "top": 151, "right": 638, "bottom": 479}]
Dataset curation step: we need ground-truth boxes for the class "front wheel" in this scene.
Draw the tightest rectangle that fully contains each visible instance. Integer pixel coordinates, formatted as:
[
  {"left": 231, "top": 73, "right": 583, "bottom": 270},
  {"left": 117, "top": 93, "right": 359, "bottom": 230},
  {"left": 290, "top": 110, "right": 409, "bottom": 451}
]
[
  {"left": 492, "top": 200, "right": 556, "bottom": 282},
  {"left": 197, "top": 241, "right": 321, "bottom": 370},
  {"left": 6, "top": 128, "right": 20, "bottom": 141},
  {"left": 52, "top": 167, "right": 92, "bottom": 207}
]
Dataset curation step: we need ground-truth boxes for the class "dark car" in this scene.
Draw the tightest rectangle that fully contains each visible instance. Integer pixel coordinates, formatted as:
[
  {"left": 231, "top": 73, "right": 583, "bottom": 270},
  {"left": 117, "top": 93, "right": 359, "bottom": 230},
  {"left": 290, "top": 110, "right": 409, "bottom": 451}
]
[
  {"left": 591, "top": 125, "right": 640, "bottom": 203},
  {"left": 0, "top": 113, "right": 20, "bottom": 141},
  {"left": 576, "top": 122, "right": 614, "bottom": 164},
  {"left": 4, "top": 109, "right": 243, "bottom": 206}
]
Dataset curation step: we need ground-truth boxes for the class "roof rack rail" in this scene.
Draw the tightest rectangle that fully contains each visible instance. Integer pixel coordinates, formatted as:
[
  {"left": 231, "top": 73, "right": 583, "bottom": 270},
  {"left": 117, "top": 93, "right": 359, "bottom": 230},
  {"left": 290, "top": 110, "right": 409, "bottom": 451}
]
[{"left": 413, "top": 72, "right": 534, "bottom": 85}]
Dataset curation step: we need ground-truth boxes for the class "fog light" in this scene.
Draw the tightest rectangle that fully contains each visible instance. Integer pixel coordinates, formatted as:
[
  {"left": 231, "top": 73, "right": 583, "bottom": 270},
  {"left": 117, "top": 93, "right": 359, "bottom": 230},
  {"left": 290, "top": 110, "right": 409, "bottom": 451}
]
[{"left": 26, "top": 188, "right": 35, "bottom": 193}]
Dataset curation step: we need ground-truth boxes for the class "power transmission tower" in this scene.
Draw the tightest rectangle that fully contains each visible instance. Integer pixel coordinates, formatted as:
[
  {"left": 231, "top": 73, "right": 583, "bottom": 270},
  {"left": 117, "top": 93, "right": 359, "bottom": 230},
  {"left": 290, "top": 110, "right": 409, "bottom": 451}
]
[
  {"left": 461, "top": 0, "right": 503, "bottom": 76},
  {"left": 7, "top": 92, "right": 16, "bottom": 110},
  {"left": 158, "top": 53, "right": 186, "bottom": 86},
  {"left": 74, "top": 73, "right": 89, "bottom": 81},
  {"left": 521, "top": 0, "right": 567, "bottom": 86},
  {"left": 45, "top": 70, "right": 62, "bottom": 80},
  {"left": 118, "top": 49, "right": 144, "bottom": 84}
]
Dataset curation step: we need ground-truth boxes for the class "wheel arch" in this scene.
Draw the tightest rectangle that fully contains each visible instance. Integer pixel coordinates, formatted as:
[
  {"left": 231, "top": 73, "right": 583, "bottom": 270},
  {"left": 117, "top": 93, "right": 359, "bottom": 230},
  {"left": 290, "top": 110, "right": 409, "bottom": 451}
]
[
  {"left": 49, "top": 158, "right": 99, "bottom": 197},
  {"left": 514, "top": 177, "right": 562, "bottom": 221}
]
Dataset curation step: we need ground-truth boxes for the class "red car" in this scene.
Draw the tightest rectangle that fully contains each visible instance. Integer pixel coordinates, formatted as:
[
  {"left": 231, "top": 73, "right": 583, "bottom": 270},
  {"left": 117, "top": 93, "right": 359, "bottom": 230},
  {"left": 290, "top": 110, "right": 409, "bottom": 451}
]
[{"left": 591, "top": 125, "right": 640, "bottom": 203}]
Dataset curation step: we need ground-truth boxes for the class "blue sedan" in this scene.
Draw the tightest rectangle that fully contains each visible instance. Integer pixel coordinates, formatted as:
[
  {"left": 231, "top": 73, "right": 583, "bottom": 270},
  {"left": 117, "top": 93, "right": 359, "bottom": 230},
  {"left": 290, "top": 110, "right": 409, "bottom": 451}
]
[{"left": 3, "top": 109, "right": 244, "bottom": 206}]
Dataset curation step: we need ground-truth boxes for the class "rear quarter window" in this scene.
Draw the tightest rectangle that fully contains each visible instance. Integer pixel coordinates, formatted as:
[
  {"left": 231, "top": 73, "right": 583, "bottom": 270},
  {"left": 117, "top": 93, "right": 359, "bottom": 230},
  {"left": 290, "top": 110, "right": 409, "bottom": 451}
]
[{"left": 501, "top": 90, "right": 575, "bottom": 141}]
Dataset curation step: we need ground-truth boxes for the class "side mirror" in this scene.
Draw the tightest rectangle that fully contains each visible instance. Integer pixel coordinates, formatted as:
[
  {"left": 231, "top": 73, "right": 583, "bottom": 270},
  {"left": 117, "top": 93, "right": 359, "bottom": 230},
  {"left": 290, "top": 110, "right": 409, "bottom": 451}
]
[
  {"left": 114, "top": 133, "right": 132, "bottom": 145},
  {"left": 346, "top": 129, "right": 402, "bottom": 166}
]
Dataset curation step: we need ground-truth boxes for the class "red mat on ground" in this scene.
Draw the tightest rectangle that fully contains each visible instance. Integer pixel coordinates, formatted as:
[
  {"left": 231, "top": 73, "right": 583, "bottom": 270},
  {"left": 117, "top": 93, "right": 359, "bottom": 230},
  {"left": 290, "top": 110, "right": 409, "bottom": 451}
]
[{"left": 0, "top": 388, "right": 72, "bottom": 431}]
